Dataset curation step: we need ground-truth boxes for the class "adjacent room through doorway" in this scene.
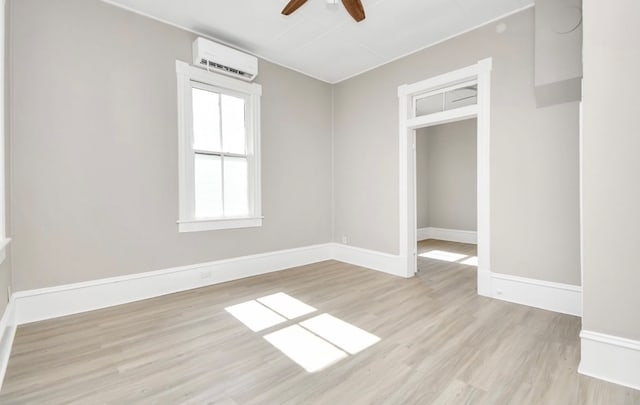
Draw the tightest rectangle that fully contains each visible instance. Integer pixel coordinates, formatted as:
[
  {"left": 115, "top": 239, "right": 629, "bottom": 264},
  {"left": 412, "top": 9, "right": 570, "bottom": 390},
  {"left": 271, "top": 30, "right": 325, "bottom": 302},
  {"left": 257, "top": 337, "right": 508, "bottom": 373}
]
[{"left": 416, "top": 118, "right": 478, "bottom": 287}]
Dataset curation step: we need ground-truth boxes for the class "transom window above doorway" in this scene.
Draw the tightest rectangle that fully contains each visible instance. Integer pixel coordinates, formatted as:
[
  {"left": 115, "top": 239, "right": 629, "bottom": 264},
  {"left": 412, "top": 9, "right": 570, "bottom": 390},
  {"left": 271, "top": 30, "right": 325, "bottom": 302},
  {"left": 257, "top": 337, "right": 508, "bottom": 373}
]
[{"left": 413, "top": 80, "right": 478, "bottom": 117}]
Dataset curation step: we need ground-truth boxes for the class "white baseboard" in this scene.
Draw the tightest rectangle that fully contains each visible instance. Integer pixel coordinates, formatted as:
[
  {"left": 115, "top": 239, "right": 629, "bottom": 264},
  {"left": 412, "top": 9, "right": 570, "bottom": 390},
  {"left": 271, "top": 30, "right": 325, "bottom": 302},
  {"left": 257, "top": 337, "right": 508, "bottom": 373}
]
[
  {"left": 12, "top": 243, "right": 408, "bottom": 325},
  {"left": 2, "top": 242, "right": 588, "bottom": 390},
  {"left": 332, "top": 244, "right": 406, "bottom": 278},
  {"left": 417, "top": 227, "right": 432, "bottom": 241},
  {"left": 417, "top": 227, "right": 477, "bottom": 244},
  {"left": 13, "top": 244, "right": 334, "bottom": 325},
  {"left": 0, "top": 242, "right": 407, "bottom": 389},
  {"left": 0, "top": 299, "right": 16, "bottom": 392},
  {"left": 579, "top": 330, "right": 640, "bottom": 391},
  {"left": 490, "top": 273, "right": 582, "bottom": 316}
]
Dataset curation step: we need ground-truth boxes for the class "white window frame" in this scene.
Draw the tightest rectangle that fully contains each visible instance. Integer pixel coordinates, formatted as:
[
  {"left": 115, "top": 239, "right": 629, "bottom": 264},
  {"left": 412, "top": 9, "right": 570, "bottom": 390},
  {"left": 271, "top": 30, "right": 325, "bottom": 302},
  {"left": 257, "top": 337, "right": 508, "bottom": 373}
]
[{"left": 176, "top": 60, "right": 262, "bottom": 233}]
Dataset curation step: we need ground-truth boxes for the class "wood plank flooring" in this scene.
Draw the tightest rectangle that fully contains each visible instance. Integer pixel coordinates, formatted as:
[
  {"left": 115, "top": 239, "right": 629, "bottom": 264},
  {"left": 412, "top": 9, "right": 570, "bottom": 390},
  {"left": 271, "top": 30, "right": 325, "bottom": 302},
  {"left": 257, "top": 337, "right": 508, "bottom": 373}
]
[{"left": 1, "top": 239, "right": 638, "bottom": 404}]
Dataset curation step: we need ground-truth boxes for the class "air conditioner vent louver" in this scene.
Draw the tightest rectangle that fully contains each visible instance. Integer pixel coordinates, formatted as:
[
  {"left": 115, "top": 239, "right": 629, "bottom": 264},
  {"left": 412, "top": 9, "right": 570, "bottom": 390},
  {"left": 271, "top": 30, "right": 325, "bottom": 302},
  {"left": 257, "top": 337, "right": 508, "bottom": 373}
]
[
  {"left": 198, "top": 58, "right": 254, "bottom": 80},
  {"left": 193, "top": 38, "right": 258, "bottom": 82}
]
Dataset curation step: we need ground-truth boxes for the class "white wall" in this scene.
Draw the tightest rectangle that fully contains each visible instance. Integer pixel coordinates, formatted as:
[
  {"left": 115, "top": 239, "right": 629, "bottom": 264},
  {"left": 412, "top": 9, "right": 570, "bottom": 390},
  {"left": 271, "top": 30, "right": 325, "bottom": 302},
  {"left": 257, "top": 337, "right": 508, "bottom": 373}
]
[
  {"left": 8, "top": 0, "right": 333, "bottom": 290},
  {"left": 582, "top": 0, "right": 640, "bottom": 341},
  {"left": 333, "top": 8, "right": 581, "bottom": 285},
  {"left": 416, "top": 119, "right": 477, "bottom": 231}
]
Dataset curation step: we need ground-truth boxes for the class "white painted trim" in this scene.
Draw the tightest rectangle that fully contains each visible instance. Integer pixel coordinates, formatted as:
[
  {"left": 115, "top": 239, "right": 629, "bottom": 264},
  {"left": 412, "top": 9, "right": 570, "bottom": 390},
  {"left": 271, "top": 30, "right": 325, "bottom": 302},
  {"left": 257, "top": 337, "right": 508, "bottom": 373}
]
[
  {"left": 476, "top": 58, "right": 492, "bottom": 297},
  {"left": 332, "top": 244, "right": 407, "bottom": 278},
  {"left": 491, "top": 273, "right": 582, "bottom": 316},
  {"left": 10, "top": 243, "right": 410, "bottom": 325},
  {"left": 416, "top": 227, "right": 431, "bottom": 241},
  {"left": 176, "top": 61, "right": 262, "bottom": 232},
  {"left": 0, "top": 299, "right": 16, "bottom": 392},
  {"left": 0, "top": 240, "right": 586, "bottom": 389},
  {"left": 579, "top": 330, "right": 640, "bottom": 391},
  {"left": 407, "top": 105, "right": 478, "bottom": 130},
  {"left": 13, "top": 244, "right": 333, "bottom": 325},
  {"left": 417, "top": 227, "right": 477, "bottom": 244},
  {"left": 398, "top": 59, "right": 492, "bottom": 291},
  {"left": 178, "top": 217, "right": 263, "bottom": 232},
  {"left": 403, "top": 65, "right": 480, "bottom": 97}
]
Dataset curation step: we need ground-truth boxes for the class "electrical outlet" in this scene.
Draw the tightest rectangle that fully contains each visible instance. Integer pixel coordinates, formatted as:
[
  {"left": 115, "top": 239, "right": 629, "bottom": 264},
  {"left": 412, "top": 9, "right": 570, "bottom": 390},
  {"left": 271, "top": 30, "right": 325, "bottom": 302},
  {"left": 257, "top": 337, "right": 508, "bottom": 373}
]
[
  {"left": 341, "top": 236, "right": 348, "bottom": 244},
  {"left": 200, "top": 270, "right": 212, "bottom": 279}
]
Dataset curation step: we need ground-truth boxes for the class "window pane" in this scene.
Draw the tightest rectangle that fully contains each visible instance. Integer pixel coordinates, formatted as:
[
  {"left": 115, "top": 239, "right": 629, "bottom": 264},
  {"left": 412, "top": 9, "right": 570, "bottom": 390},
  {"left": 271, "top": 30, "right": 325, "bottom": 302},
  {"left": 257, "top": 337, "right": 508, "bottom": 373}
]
[
  {"left": 415, "top": 93, "right": 444, "bottom": 117},
  {"left": 221, "top": 94, "right": 246, "bottom": 154},
  {"left": 223, "top": 157, "right": 249, "bottom": 217},
  {"left": 192, "top": 87, "right": 220, "bottom": 151},
  {"left": 195, "top": 154, "right": 223, "bottom": 218},
  {"left": 444, "top": 85, "right": 477, "bottom": 110}
]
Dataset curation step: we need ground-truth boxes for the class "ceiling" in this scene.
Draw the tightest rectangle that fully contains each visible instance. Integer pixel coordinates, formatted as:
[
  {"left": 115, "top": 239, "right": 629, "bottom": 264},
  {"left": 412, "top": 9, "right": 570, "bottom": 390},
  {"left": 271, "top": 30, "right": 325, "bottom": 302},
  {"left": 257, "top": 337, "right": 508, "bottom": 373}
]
[{"left": 102, "top": 0, "right": 533, "bottom": 83}]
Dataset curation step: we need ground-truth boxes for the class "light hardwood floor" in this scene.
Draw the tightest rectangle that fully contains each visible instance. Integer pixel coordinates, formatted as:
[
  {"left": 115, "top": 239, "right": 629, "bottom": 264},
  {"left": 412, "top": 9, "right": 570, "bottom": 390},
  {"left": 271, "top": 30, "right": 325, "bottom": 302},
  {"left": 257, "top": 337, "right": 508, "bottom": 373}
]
[{"left": 1, "top": 240, "right": 638, "bottom": 404}]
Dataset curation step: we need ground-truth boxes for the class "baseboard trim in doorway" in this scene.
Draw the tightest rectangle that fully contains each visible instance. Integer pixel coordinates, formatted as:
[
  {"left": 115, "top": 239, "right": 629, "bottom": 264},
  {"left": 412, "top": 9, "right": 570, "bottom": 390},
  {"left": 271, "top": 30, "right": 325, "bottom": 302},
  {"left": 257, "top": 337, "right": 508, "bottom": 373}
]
[
  {"left": 579, "top": 330, "right": 640, "bottom": 391},
  {"left": 417, "top": 227, "right": 477, "bottom": 244},
  {"left": 490, "top": 273, "right": 582, "bottom": 316},
  {"left": 0, "top": 299, "right": 17, "bottom": 392},
  {"left": 332, "top": 244, "right": 406, "bottom": 278}
]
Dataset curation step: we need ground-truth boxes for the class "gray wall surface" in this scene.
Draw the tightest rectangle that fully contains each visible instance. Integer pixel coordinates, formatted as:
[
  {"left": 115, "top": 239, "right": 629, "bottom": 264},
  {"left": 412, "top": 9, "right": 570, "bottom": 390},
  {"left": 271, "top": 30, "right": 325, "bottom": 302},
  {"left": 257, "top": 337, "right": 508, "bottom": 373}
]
[
  {"left": 8, "top": 0, "right": 333, "bottom": 290},
  {"left": 582, "top": 0, "right": 640, "bottom": 340},
  {"left": 333, "top": 8, "right": 581, "bottom": 285},
  {"left": 534, "top": 0, "right": 582, "bottom": 107},
  {"left": 0, "top": 0, "right": 8, "bottom": 314},
  {"left": 416, "top": 119, "right": 477, "bottom": 231}
]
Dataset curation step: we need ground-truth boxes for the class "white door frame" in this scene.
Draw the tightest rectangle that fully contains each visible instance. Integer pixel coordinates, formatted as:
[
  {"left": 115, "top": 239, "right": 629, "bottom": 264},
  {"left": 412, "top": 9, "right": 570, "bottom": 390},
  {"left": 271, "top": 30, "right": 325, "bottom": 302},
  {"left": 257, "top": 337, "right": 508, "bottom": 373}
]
[{"left": 397, "top": 58, "right": 493, "bottom": 296}]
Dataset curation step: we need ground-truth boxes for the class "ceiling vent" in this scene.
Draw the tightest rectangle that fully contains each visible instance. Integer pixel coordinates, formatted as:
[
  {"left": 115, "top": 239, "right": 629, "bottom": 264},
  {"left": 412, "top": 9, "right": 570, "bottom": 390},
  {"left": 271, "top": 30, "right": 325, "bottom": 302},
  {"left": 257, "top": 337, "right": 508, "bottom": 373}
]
[{"left": 192, "top": 38, "right": 258, "bottom": 82}]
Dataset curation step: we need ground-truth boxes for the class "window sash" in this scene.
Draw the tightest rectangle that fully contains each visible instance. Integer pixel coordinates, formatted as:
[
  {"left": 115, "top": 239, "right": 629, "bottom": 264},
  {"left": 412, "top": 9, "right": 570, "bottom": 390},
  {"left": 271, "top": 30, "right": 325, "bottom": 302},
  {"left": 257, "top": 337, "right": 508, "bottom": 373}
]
[{"left": 176, "top": 60, "right": 262, "bottom": 232}]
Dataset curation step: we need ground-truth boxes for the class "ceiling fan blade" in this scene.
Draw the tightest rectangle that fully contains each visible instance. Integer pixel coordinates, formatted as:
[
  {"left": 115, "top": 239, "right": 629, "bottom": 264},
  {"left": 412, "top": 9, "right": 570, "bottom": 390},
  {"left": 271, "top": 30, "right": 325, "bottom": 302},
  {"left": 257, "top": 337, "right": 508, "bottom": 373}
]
[
  {"left": 282, "top": 0, "right": 309, "bottom": 15},
  {"left": 341, "top": 0, "right": 366, "bottom": 22}
]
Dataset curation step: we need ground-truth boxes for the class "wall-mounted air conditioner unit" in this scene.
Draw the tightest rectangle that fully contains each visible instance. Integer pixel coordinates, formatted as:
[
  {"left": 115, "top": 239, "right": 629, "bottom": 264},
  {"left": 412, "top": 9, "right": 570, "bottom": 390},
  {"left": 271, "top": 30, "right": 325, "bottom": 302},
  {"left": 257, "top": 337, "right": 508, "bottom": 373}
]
[{"left": 192, "top": 38, "right": 258, "bottom": 82}]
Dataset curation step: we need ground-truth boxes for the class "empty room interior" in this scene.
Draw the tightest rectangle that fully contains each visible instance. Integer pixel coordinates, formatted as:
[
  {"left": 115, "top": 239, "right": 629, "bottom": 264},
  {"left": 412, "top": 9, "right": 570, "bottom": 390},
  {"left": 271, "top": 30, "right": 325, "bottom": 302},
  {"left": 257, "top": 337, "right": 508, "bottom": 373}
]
[{"left": 0, "top": 0, "right": 639, "bottom": 403}]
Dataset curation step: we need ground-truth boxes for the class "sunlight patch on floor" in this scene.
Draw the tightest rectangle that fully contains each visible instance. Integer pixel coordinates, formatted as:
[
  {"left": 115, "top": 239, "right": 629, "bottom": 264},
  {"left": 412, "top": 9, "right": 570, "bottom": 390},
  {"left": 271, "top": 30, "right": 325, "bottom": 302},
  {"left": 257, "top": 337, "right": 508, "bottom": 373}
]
[
  {"left": 258, "top": 292, "right": 316, "bottom": 319},
  {"left": 300, "top": 314, "right": 381, "bottom": 355},
  {"left": 264, "top": 325, "right": 348, "bottom": 372},
  {"left": 225, "top": 300, "right": 286, "bottom": 332},
  {"left": 419, "top": 250, "right": 467, "bottom": 262},
  {"left": 226, "top": 293, "right": 381, "bottom": 373},
  {"left": 460, "top": 256, "right": 478, "bottom": 266}
]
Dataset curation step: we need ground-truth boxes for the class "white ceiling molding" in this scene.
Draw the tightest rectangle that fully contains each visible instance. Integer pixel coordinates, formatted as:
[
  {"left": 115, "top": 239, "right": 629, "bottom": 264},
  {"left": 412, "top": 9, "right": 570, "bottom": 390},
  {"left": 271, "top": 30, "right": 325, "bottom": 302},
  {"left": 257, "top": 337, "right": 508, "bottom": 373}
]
[{"left": 101, "top": 0, "right": 534, "bottom": 84}]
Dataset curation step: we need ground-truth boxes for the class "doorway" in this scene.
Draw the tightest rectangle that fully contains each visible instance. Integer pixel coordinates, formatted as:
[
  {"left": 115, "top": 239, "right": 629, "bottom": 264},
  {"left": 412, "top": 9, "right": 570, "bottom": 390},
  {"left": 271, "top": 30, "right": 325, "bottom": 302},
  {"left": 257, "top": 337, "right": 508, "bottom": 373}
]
[
  {"left": 416, "top": 118, "right": 478, "bottom": 280},
  {"left": 397, "top": 59, "right": 492, "bottom": 296}
]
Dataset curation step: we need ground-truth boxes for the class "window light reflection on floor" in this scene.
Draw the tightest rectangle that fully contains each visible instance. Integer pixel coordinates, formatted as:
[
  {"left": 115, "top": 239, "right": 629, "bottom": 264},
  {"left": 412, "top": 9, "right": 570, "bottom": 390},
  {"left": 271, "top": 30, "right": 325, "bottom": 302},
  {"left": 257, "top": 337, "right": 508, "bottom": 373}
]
[
  {"left": 257, "top": 292, "right": 316, "bottom": 319},
  {"left": 300, "top": 314, "right": 381, "bottom": 355},
  {"left": 418, "top": 250, "right": 467, "bottom": 262},
  {"left": 226, "top": 293, "right": 381, "bottom": 373},
  {"left": 224, "top": 300, "right": 286, "bottom": 332},
  {"left": 264, "top": 325, "right": 348, "bottom": 373},
  {"left": 460, "top": 256, "right": 478, "bottom": 267}
]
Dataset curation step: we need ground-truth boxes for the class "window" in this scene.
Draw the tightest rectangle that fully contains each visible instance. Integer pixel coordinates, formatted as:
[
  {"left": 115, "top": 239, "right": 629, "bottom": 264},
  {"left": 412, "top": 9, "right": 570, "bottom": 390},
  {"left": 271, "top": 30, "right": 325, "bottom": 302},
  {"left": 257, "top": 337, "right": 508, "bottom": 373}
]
[
  {"left": 413, "top": 80, "right": 477, "bottom": 117},
  {"left": 176, "top": 61, "right": 262, "bottom": 232}
]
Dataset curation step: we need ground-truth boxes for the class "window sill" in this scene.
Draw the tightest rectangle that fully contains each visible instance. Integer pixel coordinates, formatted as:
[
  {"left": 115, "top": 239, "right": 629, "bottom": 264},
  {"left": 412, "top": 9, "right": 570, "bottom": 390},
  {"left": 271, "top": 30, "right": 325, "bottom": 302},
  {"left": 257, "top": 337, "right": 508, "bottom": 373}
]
[{"left": 178, "top": 217, "right": 263, "bottom": 233}]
